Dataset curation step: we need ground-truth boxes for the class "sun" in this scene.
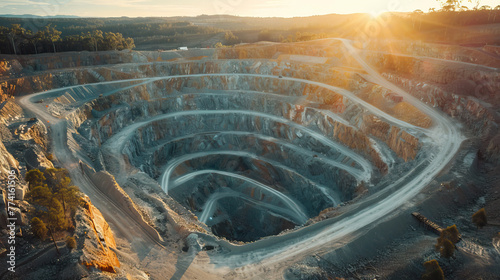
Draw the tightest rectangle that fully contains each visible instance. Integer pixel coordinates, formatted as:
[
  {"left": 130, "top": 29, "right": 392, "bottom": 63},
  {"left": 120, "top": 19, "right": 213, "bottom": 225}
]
[{"left": 369, "top": 10, "right": 387, "bottom": 19}]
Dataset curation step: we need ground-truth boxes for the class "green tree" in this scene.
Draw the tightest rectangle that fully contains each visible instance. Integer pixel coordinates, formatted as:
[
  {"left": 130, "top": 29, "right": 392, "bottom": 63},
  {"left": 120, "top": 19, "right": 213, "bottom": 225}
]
[
  {"left": 25, "top": 169, "right": 46, "bottom": 189},
  {"left": 43, "top": 24, "right": 62, "bottom": 53},
  {"left": 56, "top": 185, "right": 80, "bottom": 212},
  {"left": 54, "top": 175, "right": 71, "bottom": 193},
  {"left": 472, "top": 208, "right": 487, "bottom": 229},
  {"left": 440, "top": 225, "right": 460, "bottom": 244},
  {"left": 124, "top": 37, "right": 135, "bottom": 50},
  {"left": 436, "top": 0, "right": 477, "bottom": 11},
  {"left": 435, "top": 225, "right": 460, "bottom": 261},
  {"left": 46, "top": 198, "right": 67, "bottom": 230},
  {"left": 7, "top": 24, "right": 26, "bottom": 55},
  {"left": 422, "top": 259, "right": 445, "bottom": 280},
  {"left": 43, "top": 168, "right": 69, "bottom": 191},
  {"left": 0, "top": 26, "right": 9, "bottom": 54},
  {"left": 26, "top": 186, "right": 52, "bottom": 207},
  {"left": 493, "top": 5, "right": 500, "bottom": 21},
  {"left": 30, "top": 217, "right": 48, "bottom": 240},
  {"left": 440, "top": 238, "right": 455, "bottom": 259},
  {"left": 25, "top": 29, "right": 42, "bottom": 54},
  {"left": 86, "top": 30, "right": 103, "bottom": 51},
  {"left": 224, "top": 31, "right": 239, "bottom": 45},
  {"left": 66, "top": 236, "right": 77, "bottom": 250},
  {"left": 104, "top": 32, "right": 123, "bottom": 50}
]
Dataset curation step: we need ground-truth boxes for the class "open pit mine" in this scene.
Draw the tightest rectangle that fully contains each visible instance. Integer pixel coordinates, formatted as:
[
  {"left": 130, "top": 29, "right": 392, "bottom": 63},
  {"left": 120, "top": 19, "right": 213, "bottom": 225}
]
[{"left": 1, "top": 38, "right": 499, "bottom": 279}]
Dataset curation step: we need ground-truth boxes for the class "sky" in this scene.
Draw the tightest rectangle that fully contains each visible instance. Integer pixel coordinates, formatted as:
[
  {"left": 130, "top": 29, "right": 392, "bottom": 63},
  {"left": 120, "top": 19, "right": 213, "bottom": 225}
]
[{"left": 1, "top": 0, "right": 499, "bottom": 18}]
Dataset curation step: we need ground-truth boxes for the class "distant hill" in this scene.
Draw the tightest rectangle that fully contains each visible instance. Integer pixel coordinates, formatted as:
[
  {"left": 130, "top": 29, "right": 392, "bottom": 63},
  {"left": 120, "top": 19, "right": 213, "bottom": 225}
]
[
  {"left": 0, "top": 14, "right": 79, "bottom": 18},
  {"left": 0, "top": 10, "right": 498, "bottom": 54}
]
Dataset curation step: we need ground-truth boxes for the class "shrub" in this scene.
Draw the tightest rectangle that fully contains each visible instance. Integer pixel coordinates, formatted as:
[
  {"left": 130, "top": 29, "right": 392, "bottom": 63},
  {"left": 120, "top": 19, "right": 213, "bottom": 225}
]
[
  {"left": 26, "top": 185, "right": 52, "bottom": 207},
  {"left": 30, "top": 217, "right": 48, "bottom": 240},
  {"left": 440, "top": 238, "right": 455, "bottom": 259},
  {"left": 440, "top": 225, "right": 460, "bottom": 244},
  {"left": 47, "top": 198, "right": 67, "bottom": 230},
  {"left": 472, "top": 208, "right": 487, "bottom": 229},
  {"left": 435, "top": 224, "right": 460, "bottom": 260},
  {"left": 25, "top": 169, "right": 46, "bottom": 189},
  {"left": 66, "top": 236, "right": 77, "bottom": 250},
  {"left": 422, "top": 259, "right": 444, "bottom": 280}
]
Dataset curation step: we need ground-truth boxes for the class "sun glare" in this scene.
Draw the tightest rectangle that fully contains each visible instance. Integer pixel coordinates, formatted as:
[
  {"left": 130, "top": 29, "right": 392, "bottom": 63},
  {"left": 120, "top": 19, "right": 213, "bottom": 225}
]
[{"left": 369, "top": 10, "right": 387, "bottom": 19}]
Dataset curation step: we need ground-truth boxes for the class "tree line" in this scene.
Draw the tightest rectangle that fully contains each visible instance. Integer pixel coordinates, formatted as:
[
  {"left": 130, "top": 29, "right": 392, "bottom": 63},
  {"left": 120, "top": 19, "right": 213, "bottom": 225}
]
[
  {"left": 0, "top": 17, "right": 221, "bottom": 52},
  {"left": 434, "top": 0, "right": 500, "bottom": 12},
  {"left": 0, "top": 17, "right": 220, "bottom": 38},
  {"left": 0, "top": 24, "right": 135, "bottom": 55}
]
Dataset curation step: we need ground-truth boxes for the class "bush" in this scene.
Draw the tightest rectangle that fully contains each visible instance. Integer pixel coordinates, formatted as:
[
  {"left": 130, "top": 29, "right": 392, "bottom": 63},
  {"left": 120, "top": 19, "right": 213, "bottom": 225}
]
[
  {"left": 47, "top": 198, "right": 67, "bottom": 230},
  {"left": 30, "top": 217, "right": 48, "bottom": 240},
  {"left": 422, "top": 259, "right": 444, "bottom": 280},
  {"left": 435, "top": 224, "right": 460, "bottom": 259},
  {"left": 440, "top": 238, "right": 455, "bottom": 259},
  {"left": 224, "top": 31, "right": 239, "bottom": 45},
  {"left": 26, "top": 185, "right": 52, "bottom": 207},
  {"left": 66, "top": 236, "right": 77, "bottom": 250},
  {"left": 440, "top": 225, "right": 460, "bottom": 244},
  {"left": 25, "top": 169, "right": 46, "bottom": 189},
  {"left": 472, "top": 208, "right": 487, "bottom": 229}
]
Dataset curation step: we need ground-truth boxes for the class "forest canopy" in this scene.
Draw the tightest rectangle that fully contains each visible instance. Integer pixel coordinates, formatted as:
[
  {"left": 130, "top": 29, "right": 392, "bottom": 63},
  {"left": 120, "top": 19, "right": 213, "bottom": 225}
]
[{"left": 0, "top": 23, "right": 135, "bottom": 55}]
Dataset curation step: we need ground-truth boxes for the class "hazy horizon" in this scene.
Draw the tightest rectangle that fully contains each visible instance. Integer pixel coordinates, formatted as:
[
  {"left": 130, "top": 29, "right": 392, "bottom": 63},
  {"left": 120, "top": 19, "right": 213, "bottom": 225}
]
[{"left": 2, "top": 0, "right": 499, "bottom": 18}]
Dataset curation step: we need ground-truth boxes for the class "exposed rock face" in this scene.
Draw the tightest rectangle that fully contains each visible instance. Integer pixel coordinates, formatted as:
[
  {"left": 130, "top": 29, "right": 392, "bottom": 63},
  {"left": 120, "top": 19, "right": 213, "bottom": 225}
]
[
  {"left": 357, "top": 84, "right": 432, "bottom": 128},
  {"left": 15, "top": 119, "right": 49, "bottom": 149},
  {"left": 0, "top": 101, "right": 21, "bottom": 180},
  {"left": 484, "top": 134, "right": 500, "bottom": 165},
  {"left": 382, "top": 73, "right": 497, "bottom": 137},
  {"left": 0, "top": 59, "right": 22, "bottom": 78},
  {"left": 0, "top": 49, "right": 216, "bottom": 100},
  {"left": 1, "top": 51, "right": 145, "bottom": 75},
  {"left": 10, "top": 57, "right": 424, "bottom": 167},
  {"left": 23, "top": 145, "right": 54, "bottom": 171},
  {"left": 216, "top": 41, "right": 347, "bottom": 61},
  {"left": 3, "top": 117, "right": 54, "bottom": 171},
  {"left": 362, "top": 115, "right": 419, "bottom": 162},
  {"left": 88, "top": 171, "right": 163, "bottom": 243},
  {"left": 78, "top": 196, "right": 120, "bottom": 273},
  {"left": 0, "top": 140, "right": 18, "bottom": 180},
  {"left": 0, "top": 100, "right": 23, "bottom": 123},
  {"left": 363, "top": 51, "right": 500, "bottom": 119},
  {"left": 364, "top": 40, "right": 500, "bottom": 68}
]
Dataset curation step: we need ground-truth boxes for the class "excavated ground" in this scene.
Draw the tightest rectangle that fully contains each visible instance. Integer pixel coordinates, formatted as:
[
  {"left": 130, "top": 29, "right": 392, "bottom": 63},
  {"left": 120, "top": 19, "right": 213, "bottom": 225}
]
[
  {"left": 5, "top": 38, "right": 500, "bottom": 279},
  {"left": 25, "top": 53, "right": 432, "bottom": 242}
]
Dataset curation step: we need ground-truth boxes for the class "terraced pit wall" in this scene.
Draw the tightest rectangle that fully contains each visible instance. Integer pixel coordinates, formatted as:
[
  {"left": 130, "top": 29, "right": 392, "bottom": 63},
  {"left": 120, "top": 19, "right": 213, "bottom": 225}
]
[
  {"left": 357, "top": 49, "right": 499, "bottom": 135},
  {"left": 8, "top": 41, "right": 482, "bottom": 242}
]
